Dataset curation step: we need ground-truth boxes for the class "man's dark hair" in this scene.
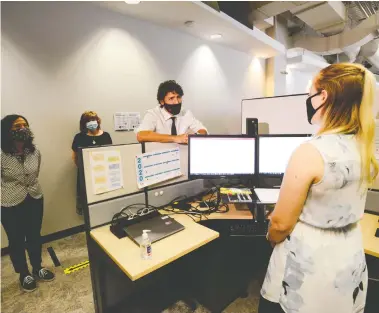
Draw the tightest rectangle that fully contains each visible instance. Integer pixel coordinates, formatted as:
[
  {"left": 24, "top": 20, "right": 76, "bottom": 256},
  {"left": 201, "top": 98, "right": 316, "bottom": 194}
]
[
  {"left": 157, "top": 80, "right": 184, "bottom": 106},
  {"left": 1, "top": 114, "right": 35, "bottom": 154}
]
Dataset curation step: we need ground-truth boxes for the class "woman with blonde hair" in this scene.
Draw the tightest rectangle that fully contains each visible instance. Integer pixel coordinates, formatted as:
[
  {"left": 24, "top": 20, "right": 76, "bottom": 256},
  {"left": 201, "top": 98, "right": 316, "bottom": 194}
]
[
  {"left": 259, "top": 63, "right": 378, "bottom": 313},
  {"left": 71, "top": 111, "right": 112, "bottom": 214}
]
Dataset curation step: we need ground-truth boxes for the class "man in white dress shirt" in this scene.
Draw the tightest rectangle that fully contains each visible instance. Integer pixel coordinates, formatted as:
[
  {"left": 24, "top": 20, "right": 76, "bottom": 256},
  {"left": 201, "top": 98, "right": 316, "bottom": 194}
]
[{"left": 135, "top": 80, "right": 207, "bottom": 144}]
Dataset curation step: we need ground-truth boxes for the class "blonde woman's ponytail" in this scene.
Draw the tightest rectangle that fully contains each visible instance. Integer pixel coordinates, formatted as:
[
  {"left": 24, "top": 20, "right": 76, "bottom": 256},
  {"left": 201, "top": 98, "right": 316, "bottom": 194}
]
[{"left": 357, "top": 66, "right": 379, "bottom": 186}]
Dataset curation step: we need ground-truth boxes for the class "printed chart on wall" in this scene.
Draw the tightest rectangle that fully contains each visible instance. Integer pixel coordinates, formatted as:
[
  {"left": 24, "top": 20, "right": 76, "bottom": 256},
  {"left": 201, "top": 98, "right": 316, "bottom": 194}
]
[
  {"left": 375, "top": 119, "right": 379, "bottom": 160},
  {"left": 90, "top": 150, "right": 124, "bottom": 195},
  {"left": 135, "top": 148, "right": 182, "bottom": 188},
  {"left": 113, "top": 112, "right": 140, "bottom": 131}
]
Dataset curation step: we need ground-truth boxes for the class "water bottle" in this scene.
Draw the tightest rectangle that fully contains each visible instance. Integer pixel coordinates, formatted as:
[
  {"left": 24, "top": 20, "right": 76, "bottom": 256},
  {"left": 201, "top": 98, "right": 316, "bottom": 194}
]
[{"left": 141, "top": 230, "right": 152, "bottom": 260}]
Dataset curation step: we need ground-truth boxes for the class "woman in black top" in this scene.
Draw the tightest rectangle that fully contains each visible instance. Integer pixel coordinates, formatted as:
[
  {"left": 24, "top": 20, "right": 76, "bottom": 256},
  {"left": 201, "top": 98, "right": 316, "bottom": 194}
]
[
  {"left": 72, "top": 111, "right": 112, "bottom": 214},
  {"left": 1, "top": 114, "right": 55, "bottom": 292}
]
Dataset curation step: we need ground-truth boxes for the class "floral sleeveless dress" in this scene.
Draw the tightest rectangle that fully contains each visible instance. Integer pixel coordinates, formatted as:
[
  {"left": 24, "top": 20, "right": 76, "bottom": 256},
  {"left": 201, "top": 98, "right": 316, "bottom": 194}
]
[{"left": 261, "top": 134, "right": 368, "bottom": 313}]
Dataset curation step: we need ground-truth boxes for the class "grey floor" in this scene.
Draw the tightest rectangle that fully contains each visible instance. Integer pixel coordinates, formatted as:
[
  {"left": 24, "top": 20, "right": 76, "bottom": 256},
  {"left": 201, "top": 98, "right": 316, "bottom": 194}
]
[{"left": 1, "top": 233, "right": 263, "bottom": 313}]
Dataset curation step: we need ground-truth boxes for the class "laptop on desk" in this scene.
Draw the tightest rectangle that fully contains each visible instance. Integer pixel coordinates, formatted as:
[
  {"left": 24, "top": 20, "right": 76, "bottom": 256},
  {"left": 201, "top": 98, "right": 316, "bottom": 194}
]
[{"left": 123, "top": 214, "right": 185, "bottom": 246}]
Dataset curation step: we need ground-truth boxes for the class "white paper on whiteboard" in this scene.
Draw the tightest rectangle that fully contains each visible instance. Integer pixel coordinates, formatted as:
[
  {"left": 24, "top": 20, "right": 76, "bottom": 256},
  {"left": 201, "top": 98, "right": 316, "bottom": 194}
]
[
  {"left": 114, "top": 112, "right": 140, "bottom": 131},
  {"left": 90, "top": 150, "right": 124, "bottom": 195},
  {"left": 135, "top": 148, "right": 182, "bottom": 188}
]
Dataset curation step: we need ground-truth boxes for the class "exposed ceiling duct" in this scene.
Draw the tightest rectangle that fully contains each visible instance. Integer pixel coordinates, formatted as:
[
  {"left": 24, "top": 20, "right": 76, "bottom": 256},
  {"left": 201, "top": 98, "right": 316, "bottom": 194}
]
[
  {"left": 250, "top": 1, "right": 349, "bottom": 35},
  {"left": 249, "top": 1, "right": 316, "bottom": 31},
  {"left": 287, "top": 48, "right": 330, "bottom": 71},
  {"left": 341, "top": 46, "right": 361, "bottom": 62},
  {"left": 292, "top": 12, "right": 379, "bottom": 55},
  {"left": 358, "top": 38, "right": 379, "bottom": 72},
  {"left": 290, "top": 1, "right": 347, "bottom": 35},
  {"left": 204, "top": 1, "right": 379, "bottom": 71},
  {"left": 251, "top": 2, "right": 301, "bottom": 21},
  {"left": 288, "top": 2, "right": 379, "bottom": 72}
]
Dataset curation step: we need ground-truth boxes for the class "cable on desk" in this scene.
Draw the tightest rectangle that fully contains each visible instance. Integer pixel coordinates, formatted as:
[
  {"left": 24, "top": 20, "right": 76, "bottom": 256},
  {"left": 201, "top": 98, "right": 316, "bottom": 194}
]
[
  {"left": 161, "top": 187, "right": 230, "bottom": 221},
  {"left": 111, "top": 203, "right": 159, "bottom": 227},
  {"left": 110, "top": 186, "right": 231, "bottom": 228}
]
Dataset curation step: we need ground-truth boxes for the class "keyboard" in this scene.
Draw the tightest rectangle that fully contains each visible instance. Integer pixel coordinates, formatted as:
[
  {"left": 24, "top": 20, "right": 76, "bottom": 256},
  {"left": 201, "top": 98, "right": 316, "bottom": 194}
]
[
  {"left": 220, "top": 187, "right": 258, "bottom": 204},
  {"left": 227, "top": 192, "right": 252, "bottom": 203}
]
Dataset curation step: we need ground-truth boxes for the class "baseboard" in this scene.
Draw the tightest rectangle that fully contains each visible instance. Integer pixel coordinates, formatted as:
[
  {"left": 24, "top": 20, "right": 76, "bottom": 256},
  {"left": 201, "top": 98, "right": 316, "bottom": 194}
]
[
  {"left": 1, "top": 246, "right": 9, "bottom": 256},
  {"left": 1, "top": 224, "right": 85, "bottom": 256}
]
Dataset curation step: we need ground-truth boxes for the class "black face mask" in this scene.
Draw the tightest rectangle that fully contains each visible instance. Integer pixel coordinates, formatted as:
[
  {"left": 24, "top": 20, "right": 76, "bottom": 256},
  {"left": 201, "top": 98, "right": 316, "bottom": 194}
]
[
  {"left": 306, "top": 92, "right": 323, "bottom": 124},
  {"left": 163, "top": 103, "right": 182, "bottom": 116},
  {"left": 11, "top": 128, "right": 32, "bottom": 142}
]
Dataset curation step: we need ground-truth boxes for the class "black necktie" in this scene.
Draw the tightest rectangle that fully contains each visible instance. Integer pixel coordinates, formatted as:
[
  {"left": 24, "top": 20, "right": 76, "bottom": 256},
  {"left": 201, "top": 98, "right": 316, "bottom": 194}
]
[{"left": 171, "top": 117, "right": 177, "bottom": 135}]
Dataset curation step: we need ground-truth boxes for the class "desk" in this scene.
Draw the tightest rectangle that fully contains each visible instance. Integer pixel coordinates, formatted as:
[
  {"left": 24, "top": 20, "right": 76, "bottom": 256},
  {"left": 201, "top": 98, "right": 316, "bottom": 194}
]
[
  {"left": 88, "top": 214, "right": 219, "bottom": 313},
  {"left": 90, "top": 214, "right": 219, "bottom": 281},
  {"left": 361, "top": 213, "right": 379, "bottom": 258},
  {"left": 88, "top": 200, "right": 379, "bottom": 313}
]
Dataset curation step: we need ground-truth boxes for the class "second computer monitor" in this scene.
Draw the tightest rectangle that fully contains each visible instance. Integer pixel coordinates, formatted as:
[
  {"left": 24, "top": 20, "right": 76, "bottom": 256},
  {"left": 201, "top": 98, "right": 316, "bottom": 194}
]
[
  {"left": 259, "top": 134, "right": 311, "bottom": 176},
  {"left": 188, "top": 135, "right": 256, "bottom": 179}
]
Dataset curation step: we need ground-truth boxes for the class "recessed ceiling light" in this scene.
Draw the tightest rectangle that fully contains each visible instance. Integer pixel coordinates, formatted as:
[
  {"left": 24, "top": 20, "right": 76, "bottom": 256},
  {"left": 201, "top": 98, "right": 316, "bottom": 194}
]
[
  {"left": 184, "top": 21, "right": 195, "bottom": 27},
  {"left": 210, "top": 34, "right": 222, "bottom": 39},
  {"left": 124, "top": 0, "right": 140, "bottom": 4}
]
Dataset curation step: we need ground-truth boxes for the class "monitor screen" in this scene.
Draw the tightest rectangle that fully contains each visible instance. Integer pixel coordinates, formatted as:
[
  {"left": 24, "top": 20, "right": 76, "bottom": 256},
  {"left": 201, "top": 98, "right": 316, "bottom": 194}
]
[
  {"left": 189, "top": 136, "right": 256, "bottom": 178},
  {"left": 259, "top": 135, "right": 311, "bottom": 176}
]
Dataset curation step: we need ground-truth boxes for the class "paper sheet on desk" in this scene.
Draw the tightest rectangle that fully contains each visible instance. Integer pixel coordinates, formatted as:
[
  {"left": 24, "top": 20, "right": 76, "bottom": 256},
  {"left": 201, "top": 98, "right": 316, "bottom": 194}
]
[{"left": 254, "top": 188, "right": 280, "bottom": 204}]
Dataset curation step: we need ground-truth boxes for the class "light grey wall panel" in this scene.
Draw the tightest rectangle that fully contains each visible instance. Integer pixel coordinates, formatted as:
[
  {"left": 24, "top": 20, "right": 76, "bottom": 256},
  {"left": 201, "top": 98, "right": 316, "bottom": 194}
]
[
  {"left": 88, "top": 192, "right": 145, "bottom": 228},
  {"left": 147, "top": 180, "right": 206, "bottom": 208}
]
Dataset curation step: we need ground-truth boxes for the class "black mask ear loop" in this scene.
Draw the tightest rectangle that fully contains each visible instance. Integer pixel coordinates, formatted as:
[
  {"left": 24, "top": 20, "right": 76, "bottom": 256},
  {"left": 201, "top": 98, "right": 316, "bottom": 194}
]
[{"left": 306, "top": 91, "right": 323, "bottom": 124}]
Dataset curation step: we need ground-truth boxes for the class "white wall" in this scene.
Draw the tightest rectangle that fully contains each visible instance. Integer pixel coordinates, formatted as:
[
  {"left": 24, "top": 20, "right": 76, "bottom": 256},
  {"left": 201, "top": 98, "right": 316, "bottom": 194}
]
[
  {"left": 1, "top": 2, "right": 265, "bottom": 247},
  {"left": 286, "top": 69, "right": 315, "bottom": 95}
]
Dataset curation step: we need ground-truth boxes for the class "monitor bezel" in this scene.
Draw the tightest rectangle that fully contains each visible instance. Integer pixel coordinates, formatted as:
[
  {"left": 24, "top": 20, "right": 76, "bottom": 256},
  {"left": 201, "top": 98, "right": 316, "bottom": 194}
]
[
  {"left": 258, "top": 133, "right": 313, "bottom": 177},
  {"left": 188, "top": 134, "right": 258, "bottom": 180}
]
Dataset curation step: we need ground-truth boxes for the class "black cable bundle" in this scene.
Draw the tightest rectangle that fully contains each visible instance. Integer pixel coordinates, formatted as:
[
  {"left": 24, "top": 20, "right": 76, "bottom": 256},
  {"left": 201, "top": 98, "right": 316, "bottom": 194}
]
[
  {"left": 109, "top": 187, "right": 230, "bottom": 238},
  {"left": 110, "top": 204, "right": 159, "bottom": 239},
  {"left": 164, "top": 187, "right": 229, "bottom": 222}
]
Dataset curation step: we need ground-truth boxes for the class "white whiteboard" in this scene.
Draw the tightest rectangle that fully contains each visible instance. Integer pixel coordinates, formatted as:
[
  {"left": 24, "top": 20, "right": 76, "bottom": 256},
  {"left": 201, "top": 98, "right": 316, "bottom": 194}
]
[
  {"left": 135, "top": 147, "right": 182, "bottom": 188},
  {"left": 144, "top": 142, "right": 189, "bottom": 188},
  {"left": 82, "top": 144, "right": 142, "bottom": 204},
  {"left": 241, "top": 94, "right": 318, "bottom": 134}
]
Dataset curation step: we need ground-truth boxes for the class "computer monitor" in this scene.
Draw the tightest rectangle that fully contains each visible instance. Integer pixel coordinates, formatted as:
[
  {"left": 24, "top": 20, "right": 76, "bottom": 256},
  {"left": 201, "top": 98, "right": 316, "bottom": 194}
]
[
  {"left": 188, "top": 135, "right": 256, "bottom": 179},
  {"left": 259, "top": 134, "right": 312, "bottom": 176}
]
